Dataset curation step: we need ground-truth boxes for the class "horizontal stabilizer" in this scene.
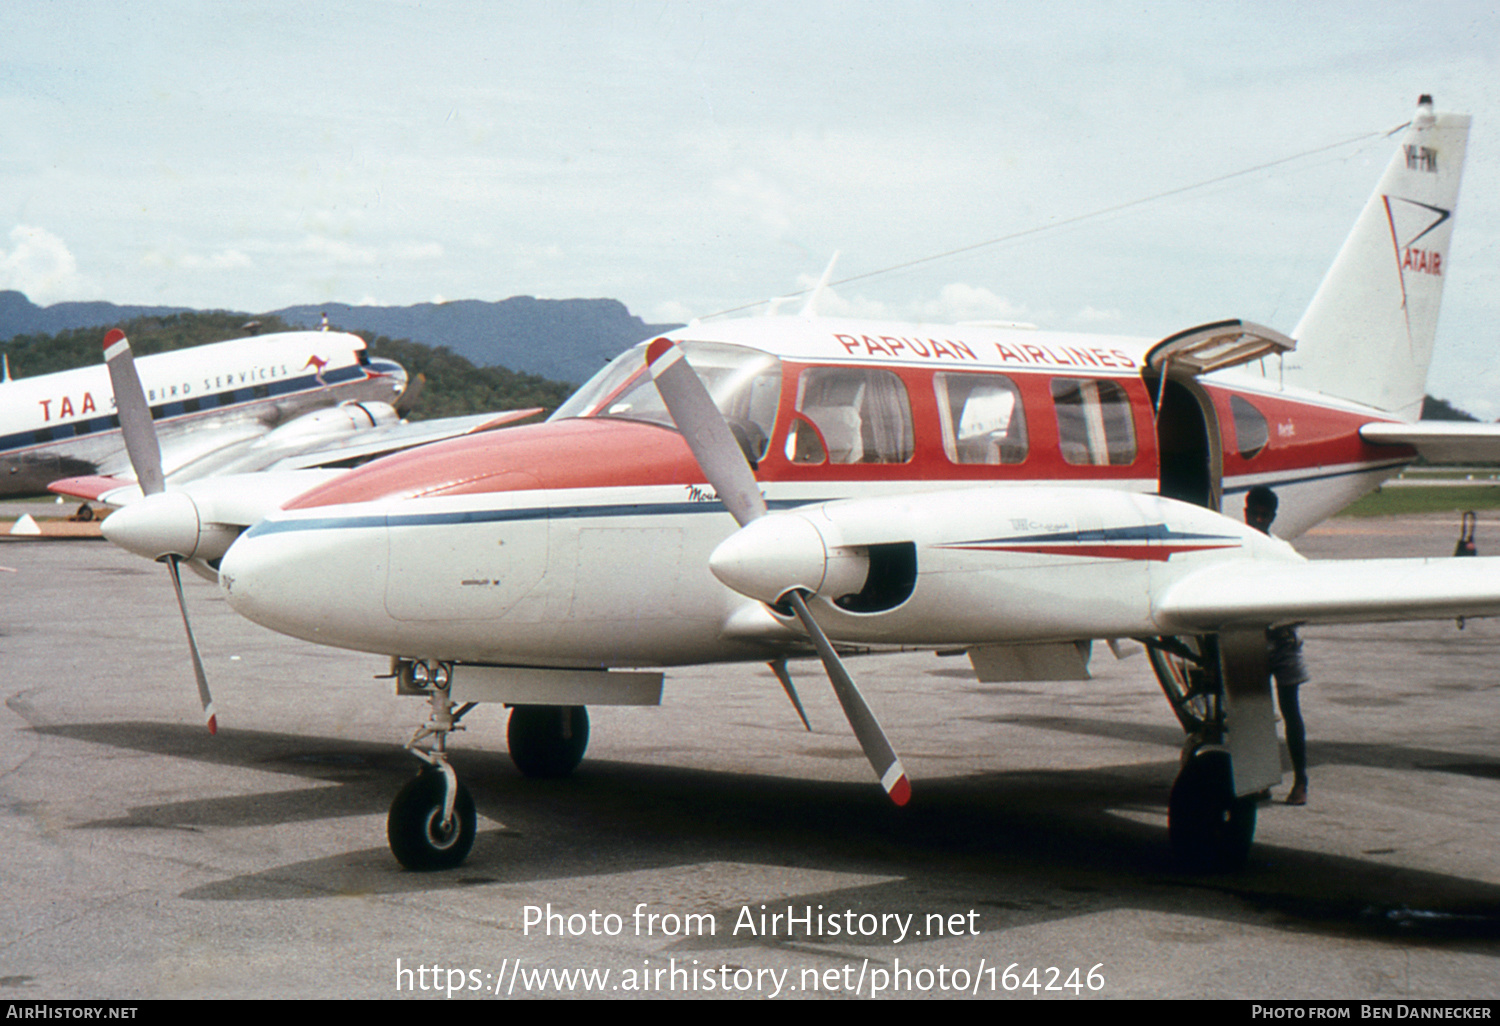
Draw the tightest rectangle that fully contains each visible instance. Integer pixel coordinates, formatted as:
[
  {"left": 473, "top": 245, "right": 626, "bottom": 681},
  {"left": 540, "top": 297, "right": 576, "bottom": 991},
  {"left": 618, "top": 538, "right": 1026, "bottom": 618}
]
[
  {"left": 1360, "top": 421, "right": 1500, "bottom": 464},
  {"left": 48, "top": 475, "right": 133, "bottom": 502},
  {"left": 1156, "top": 556, "right": 1500, "bottom": 633}
]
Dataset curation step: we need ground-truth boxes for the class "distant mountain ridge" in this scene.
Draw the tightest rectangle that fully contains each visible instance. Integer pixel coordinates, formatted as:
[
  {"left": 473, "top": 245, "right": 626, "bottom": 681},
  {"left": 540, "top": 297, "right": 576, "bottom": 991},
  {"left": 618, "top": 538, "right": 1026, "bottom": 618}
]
[
  {"left": 272, "top": 297, "right": 678, "bottom": 386},
  {"left": 0, "top": 291, "right": 679, "bottom": 386},
  {"left": 0, "top": 290, "right": 193, "bottom": 339}
]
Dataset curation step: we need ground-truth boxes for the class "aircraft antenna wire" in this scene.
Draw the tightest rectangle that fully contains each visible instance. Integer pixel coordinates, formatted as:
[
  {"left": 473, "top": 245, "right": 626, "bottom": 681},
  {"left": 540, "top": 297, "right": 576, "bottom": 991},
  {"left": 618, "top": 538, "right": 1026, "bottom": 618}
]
[{"left": 700, "top": 121, "right": 1409, "bottom": 321}]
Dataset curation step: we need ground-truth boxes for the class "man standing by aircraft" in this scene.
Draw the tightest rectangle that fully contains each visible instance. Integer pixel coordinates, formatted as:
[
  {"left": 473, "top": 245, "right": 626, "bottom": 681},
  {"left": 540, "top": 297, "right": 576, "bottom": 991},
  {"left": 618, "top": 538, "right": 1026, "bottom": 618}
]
[{"left": 1246, "top": 485, "right": 1310, "bottom": 806}]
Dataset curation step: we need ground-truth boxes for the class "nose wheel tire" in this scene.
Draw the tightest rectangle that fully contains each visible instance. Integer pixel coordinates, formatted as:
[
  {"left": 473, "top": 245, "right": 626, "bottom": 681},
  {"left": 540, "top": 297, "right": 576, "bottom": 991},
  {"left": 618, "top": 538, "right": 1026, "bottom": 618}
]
[
  {"left": 507, "top": 705, "right": 589, "bottom": 778},
  {"left": 1168, "top": 750, "right": 1256, "bottom": 872},
  {"left": 388, "top": 769, "right": 476, "bottom": 871}
]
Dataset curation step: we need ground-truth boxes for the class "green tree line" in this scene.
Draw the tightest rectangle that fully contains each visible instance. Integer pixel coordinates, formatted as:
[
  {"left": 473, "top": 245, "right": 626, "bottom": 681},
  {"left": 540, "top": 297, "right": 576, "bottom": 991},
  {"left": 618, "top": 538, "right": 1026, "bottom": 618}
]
[{"left": 0, "top": 311, "right": 577, "bottom": 419}]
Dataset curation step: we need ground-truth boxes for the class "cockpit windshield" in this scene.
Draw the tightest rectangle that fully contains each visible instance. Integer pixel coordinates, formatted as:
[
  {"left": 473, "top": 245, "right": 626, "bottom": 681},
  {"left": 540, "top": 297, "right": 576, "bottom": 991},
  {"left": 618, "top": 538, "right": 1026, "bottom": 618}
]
[{"left": 551, "top": 340, "right": 782, "bottom": 461}]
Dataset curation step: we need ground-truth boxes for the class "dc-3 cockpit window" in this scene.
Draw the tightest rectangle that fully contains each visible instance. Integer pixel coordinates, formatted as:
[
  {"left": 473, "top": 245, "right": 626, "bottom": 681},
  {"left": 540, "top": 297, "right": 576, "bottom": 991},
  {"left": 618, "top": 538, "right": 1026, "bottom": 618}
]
[
  {"left": 550, "top": 340, "right": 782, "bottom": 463},
  {"left": 1051, "top": 377, "right": 1137, "bottom": 466},
  {"left": 934, "top": 372, "right": 1027, "bottom": 464},
  {"left": 787, "top": 367, "right": 914, "bottom": 465}
]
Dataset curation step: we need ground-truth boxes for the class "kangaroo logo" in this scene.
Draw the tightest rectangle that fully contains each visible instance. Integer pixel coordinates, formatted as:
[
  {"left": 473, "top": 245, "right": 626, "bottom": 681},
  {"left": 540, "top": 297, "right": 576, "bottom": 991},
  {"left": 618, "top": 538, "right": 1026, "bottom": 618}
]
[{"left": 303, "top": 354, "right": 330, "bottom": 386}]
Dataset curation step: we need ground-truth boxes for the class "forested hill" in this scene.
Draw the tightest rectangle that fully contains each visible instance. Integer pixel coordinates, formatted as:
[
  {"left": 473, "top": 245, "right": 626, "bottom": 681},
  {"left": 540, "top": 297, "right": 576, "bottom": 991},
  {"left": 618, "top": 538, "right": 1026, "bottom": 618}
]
[
  {"left": 271, "top": 297, "right": 679, "bottom": 387},
  {"left": 0, "top": 310, "right": 576, "bottom": 420},
  {"left": 0, "top": 291, "right": 678, "bottom": 387}
]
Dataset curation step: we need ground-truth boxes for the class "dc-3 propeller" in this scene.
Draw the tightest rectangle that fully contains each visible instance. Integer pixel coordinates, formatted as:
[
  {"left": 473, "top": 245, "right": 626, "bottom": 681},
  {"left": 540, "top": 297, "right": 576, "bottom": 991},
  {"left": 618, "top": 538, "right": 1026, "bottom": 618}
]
[
  {"left": 646, "top": 337, "right": 911, "bottom": 806},
  {"left": 101, "top": 329, "right": 218, "bottom": 734}
]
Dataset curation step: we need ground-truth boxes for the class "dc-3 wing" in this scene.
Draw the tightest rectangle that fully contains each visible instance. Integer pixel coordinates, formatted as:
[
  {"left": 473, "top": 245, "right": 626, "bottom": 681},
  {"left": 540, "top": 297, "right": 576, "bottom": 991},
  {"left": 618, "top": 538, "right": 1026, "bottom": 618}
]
[
  {"left": 50, "top": 407, "right": 542, "bottom": 510},
  {"left": 229, "top": 408, "right": 543, "bottom": 473},
  {"left": 1154, "top": 555, "right": 1500, "bottom": 632},
  {"left": 1359, "top": 421, "right": 1500, "bottom": 464}
]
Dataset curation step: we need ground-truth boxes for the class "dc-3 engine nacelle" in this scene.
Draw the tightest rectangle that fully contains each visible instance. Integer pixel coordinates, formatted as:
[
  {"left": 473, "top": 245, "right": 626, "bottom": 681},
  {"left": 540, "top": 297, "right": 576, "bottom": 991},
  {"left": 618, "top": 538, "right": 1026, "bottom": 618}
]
[
  {"left": 710, "top": 487, "right": 1300, "bottom": 646},
  {"left": 259, "top": 401, "right": 399, "bottom": 446}
]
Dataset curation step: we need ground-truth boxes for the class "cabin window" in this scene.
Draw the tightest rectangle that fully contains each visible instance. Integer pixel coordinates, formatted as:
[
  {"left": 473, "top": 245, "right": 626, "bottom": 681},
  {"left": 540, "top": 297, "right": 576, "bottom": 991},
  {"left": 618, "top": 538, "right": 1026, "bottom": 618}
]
[
  {"left": 934, "top": 373, "right": 1027, "bottom": 464},
  {"left": 552, "top": 340, "right": 782, "bottom": 463},
  {"left": 789, "top": 367, "right": 913, "bottom": 465},
  {"left": 1051, "top": 377, "right": 1137, "bottom": 466},
  {"left": 1230, "top": 395, "right": 1269, "bottom": 460}
]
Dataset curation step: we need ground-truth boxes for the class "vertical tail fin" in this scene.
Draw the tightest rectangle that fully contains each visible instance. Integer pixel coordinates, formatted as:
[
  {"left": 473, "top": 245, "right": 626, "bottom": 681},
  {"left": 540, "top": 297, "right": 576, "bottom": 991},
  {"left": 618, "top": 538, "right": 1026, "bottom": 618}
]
[{"left": 1285, "top": 96, "right": 1470, "bottom": 421}]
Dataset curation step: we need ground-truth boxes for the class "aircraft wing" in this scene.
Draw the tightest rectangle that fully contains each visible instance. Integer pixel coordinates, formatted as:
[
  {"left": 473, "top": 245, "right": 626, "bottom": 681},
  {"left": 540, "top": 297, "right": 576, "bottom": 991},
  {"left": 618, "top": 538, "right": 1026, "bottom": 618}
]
[
  {"left": 52, "top": 469, "right": 347, "bottom": 520},
  {"left": 1360, "top": 422, "right": 1500, "bottom": 464},
  {"left": 1154, "top": 556, "right": 1500, "bottom": 632},
  {"left": 52, "top": 409, "right": 542, "bottom": 509}
]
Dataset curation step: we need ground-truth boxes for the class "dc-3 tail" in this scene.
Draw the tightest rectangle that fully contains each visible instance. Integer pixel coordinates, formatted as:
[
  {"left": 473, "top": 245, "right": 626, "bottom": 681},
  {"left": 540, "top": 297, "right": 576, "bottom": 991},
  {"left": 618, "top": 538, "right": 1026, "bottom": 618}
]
[{"left": 1284, "top": 96, "right": 1470, "bottom": 422}]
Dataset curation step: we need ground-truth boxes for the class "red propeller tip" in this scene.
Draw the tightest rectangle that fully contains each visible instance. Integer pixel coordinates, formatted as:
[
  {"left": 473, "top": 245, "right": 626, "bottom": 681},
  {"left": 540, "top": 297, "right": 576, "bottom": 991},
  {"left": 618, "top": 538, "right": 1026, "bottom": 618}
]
[
  {"left": 206, "top": 714, "right": 218, "bottom": 736},
  {"left": 103, "top": 329, "right": 127, "bottom": 348},
  {"left": 887, "top": 774, "right": 911, "bottom": 807}
]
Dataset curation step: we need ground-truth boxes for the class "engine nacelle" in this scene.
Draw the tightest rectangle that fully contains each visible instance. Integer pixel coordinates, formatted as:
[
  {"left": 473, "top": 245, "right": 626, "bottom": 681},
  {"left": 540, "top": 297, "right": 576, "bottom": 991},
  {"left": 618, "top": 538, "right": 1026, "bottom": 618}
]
[
  {"left": 711, "top": 487, "right": 1300, "bottom": 646},
  {"left": 261, "top": 401, "right": 399, "bottom": 447}
]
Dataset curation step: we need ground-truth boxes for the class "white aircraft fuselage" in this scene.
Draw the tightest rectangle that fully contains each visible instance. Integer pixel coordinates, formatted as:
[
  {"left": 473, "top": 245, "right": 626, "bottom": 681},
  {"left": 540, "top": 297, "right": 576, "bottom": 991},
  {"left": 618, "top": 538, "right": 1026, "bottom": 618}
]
[
  {"left": 217, "top": 316, "right": 1392, "bottom": 670},
  {"left": 0, "top": 330, "right": 406, "bottom": 497}
]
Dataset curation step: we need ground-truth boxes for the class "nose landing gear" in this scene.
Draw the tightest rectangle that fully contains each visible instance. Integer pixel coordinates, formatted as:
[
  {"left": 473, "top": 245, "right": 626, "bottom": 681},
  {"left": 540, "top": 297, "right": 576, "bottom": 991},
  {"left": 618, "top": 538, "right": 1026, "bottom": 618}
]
[{"left": 390, "top": 661, "right": 478, "bottom": 871}]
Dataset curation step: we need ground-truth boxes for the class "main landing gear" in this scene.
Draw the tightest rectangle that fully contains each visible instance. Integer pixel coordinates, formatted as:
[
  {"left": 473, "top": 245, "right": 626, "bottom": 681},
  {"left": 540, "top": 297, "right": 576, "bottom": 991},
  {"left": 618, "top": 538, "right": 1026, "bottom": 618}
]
[
  {"left": 507, "top": 705, "right": 589, "bottom": 779},
  {"left": 388, "top": 661, "right": 593, "bottom": 871},
  {"left": 1146, "top": 634, "right": 1259, "bottom": 872}
]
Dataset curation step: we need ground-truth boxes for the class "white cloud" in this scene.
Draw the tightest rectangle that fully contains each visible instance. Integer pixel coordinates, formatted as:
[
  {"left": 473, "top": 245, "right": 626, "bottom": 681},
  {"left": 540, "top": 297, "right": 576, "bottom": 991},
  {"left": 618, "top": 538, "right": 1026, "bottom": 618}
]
[
  {"left": 651, "top": 300, "right": 694, "bottom": 324},
  {"left": 182, "top": 249, "right": 254, "bottom": 271},
  {"left": 914, "top": 283, "right": 1032, "bottom": 324},
  {"left": 1072, "top": 305, "right": 1122, "bottom": 324},
  {"left": 394, "top": 242, "right": 445, "bottom": 261},
  {"left": 293, "top": 235, "right": 378, "bottom": 265},
  {"left": 0, "top": 225, "right": 85, "bottom": 303}
]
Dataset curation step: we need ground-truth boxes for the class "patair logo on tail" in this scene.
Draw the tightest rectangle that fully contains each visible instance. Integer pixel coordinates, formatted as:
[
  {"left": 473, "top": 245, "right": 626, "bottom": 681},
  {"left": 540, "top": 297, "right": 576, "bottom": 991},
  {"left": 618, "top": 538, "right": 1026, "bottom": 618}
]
[{"left": 1383, "top": 195, "right": 1450, "bottom": 289}]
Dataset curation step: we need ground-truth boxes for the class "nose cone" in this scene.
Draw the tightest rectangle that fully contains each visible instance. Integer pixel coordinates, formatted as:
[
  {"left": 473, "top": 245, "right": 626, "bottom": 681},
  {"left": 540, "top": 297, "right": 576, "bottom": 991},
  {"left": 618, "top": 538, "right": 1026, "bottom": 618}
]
[
  {"left": 709, "top": 513, "right": 831, "bottom": 605},
  {"left": 103, "top": 491, "right": 204, "bottom": 561},
  {"left": 368, "top": 357, "right": 410, "bottom": 401},
  {"left": 218, "top": 515, "right": 392, "bottom": 651}
]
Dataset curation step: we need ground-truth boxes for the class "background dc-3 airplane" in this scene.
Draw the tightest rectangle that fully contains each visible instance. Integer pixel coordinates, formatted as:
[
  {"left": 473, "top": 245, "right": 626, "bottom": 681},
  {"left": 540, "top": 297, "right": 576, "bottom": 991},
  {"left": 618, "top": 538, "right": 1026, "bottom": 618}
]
[
  {"left": 93, "top": 96, "right": 1500, "bottom": 873},
  {"left": 3, "top": 327, "right": 537, "bottom": 501}
]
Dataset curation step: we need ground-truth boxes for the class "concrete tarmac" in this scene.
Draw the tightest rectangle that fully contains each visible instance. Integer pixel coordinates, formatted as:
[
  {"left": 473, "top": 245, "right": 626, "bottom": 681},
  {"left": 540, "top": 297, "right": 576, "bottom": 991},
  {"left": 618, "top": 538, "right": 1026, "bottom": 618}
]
[{"left": 4, "top": 515, "right": 1500, "bottom": 1000}]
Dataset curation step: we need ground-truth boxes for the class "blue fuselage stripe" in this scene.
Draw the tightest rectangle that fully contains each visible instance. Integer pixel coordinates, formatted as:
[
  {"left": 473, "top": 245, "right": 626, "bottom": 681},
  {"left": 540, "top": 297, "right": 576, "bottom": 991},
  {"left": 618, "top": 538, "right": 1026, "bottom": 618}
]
[{"left": 243, "top": 497, "right": 825, "bottom": 538}]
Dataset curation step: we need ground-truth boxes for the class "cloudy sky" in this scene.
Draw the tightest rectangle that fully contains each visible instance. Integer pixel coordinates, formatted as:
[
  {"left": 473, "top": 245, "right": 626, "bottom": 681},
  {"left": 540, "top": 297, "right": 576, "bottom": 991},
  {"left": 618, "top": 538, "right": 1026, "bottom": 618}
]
[{"left": 4, "top": 2, "right": 1499, "bottom": 412}]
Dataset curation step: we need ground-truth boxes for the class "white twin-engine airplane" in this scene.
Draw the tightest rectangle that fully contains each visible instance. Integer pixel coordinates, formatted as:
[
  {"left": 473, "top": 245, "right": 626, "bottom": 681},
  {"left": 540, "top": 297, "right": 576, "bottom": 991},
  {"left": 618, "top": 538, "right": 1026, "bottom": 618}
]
[
  {"left": 95, "top": 96, "right": 1500, "bottom": 873},
  {"left": 2, "top": 327, "right": 537, "bottom": 502}
]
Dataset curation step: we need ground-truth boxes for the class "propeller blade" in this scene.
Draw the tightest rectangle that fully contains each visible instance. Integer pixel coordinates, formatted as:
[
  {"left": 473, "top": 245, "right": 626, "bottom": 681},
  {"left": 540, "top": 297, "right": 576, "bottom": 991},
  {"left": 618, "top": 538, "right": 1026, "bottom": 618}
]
[
  {"left": 649, "top": 335, "right": 909, "bottom": 806},
  {"left": 102, "top": 329, "right": 165, "bottom": 496},
  {"left": 768, "top": 658, "right": 813, "bottom": 732},
  {"left": 646, "top": 338, "right": 767, "bottom": 528},
  {"left": 165, "top": 555, "right": 217, "bottom": 735},
  {"left": 786, "top": 591, "right": 910, "bottom": 806}
]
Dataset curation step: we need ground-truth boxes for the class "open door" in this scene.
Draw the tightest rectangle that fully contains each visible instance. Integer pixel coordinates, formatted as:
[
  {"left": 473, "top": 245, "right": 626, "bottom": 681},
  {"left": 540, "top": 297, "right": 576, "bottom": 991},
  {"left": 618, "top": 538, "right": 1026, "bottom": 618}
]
[
  {"left": 1143, "top": 319, "right": 1295, "bottom": 512},
  {"left": 1151, "top": 376, "right": 1219, "bottom": 510}
]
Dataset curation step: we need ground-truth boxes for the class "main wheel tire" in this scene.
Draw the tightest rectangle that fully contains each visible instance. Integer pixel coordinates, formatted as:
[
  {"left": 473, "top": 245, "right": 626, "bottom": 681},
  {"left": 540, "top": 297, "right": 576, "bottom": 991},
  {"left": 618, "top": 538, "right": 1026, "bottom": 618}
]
[
  {"left": 1168, "top": 750, "right": 1256, "bottom": 872},
  {"left": 388, "top": 770, "right": 476, "bottom": 871},
  {"left": 507, "top": 705, "right": 589, "bottom": 779}
]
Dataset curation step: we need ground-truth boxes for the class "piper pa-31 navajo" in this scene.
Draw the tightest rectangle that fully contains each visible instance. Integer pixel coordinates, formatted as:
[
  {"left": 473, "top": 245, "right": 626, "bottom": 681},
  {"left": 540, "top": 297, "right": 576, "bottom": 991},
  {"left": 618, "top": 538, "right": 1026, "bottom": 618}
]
[{"left": 90, "top": 96, "right": 1500, "bottom": 873}]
